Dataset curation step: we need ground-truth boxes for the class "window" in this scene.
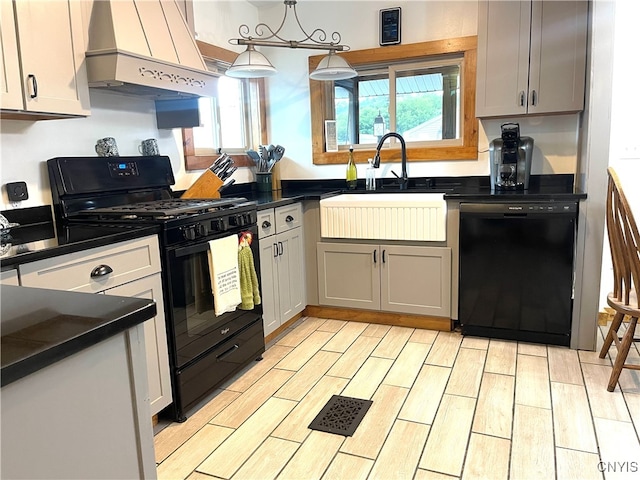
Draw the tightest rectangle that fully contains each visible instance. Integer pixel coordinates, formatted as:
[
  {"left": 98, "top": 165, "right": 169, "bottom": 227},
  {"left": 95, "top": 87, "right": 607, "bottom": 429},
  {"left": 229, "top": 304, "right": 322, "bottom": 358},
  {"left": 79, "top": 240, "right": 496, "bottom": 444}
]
[
  {"left": 309, "top": 37, "right": 478, "bottom": 165},
  {"left": 334, "top": 58, "right": 462, "bottom": 147},
  {"left": 183, "top": 41, "right": 267, "bottom": 171}
]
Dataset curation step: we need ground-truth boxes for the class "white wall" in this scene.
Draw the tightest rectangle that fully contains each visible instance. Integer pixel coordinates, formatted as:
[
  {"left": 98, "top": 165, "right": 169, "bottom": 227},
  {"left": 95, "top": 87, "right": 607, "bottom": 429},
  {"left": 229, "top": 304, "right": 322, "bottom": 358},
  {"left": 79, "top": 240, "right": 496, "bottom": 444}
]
[
  {"left": 208, "top": 0, "right": 582, "bottom": 180},
  {"left": 598, "top": 0, "right": 640, "bottom": 310},
  {"left": 0, "top": 91, "right": 182, "bottom": 209}
]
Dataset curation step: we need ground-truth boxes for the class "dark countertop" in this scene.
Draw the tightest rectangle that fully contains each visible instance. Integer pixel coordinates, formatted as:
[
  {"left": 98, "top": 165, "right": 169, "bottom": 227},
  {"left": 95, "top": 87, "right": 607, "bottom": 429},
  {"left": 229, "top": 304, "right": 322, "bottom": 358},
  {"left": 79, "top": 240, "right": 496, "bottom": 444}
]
[
  {"left": 0, "top": 206, "right": 160, "bottom": 268},
  {"left": 221, "top": 174, "right": 587, "bottom": 204},
  {"left": 1, "top": 285, "right": 157, "bottom": 387}
]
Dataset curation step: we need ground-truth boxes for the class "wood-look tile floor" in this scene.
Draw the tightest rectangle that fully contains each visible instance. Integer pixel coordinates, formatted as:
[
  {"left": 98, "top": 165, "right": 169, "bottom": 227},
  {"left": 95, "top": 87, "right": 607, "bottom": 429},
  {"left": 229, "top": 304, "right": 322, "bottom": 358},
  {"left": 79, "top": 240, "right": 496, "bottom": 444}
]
[{"left": 154, "top": 317, "right": 640, "bottom": 480}]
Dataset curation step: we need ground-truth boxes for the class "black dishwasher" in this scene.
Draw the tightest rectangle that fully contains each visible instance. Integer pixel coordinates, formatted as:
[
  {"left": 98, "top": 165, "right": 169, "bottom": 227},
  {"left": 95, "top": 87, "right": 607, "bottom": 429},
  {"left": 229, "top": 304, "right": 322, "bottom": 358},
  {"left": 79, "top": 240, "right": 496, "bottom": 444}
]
[{"left": 458, "top": 201, "right": 578, "bottom": 346}]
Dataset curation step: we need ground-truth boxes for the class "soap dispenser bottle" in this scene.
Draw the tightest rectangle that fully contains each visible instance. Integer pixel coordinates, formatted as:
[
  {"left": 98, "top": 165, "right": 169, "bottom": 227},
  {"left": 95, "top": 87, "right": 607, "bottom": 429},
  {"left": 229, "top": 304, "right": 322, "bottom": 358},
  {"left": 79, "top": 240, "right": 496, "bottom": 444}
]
[{"left": 346, "top": 146, "right": 357, "bottom": 189}]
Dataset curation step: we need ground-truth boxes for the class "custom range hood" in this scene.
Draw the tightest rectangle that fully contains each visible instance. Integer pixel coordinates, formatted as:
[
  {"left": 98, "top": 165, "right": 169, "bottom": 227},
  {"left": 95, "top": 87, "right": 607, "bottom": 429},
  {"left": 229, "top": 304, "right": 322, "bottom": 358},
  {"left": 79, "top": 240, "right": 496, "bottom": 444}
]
[{"left": 85, "top": 0, "right": 217, "bottom": 99}]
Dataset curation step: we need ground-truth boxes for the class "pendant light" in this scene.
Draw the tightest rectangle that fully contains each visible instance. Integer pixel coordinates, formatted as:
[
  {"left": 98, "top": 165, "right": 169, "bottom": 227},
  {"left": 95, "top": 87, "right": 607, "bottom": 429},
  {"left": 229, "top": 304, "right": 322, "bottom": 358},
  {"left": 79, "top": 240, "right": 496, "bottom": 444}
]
[
  {"left": 309, "top": 51, "right": 357, "bottom": 81},
  {"left": 226, "top": 45, "right": 277, "bottom": 78},
  {"left": 228, "top": 0, "right": 357, "bottom": 81}
]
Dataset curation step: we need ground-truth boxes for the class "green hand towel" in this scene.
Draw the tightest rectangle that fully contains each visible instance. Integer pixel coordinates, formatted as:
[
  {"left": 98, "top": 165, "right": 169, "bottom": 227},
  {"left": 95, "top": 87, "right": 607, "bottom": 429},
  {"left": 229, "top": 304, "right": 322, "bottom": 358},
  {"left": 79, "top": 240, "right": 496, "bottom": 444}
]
[{"left": 239, "top": 245, "right": 261, "bottom": 310}]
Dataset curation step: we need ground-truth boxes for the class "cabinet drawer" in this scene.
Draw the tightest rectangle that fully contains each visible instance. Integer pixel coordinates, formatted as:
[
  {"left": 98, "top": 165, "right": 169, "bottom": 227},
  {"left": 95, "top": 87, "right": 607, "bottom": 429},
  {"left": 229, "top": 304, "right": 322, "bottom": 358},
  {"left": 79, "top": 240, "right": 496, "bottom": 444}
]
[
  {"left": 0, "top": 269, "right": 20, "bottom": 286},
  {"left": 19, "top": 235, "right": 161, "bottom": 293},
  {"left": 257, "top": 210, "right": 276, "bottom": 239},
  {"left": 276, "top": 203, "right": 302, "bottom": 234}
]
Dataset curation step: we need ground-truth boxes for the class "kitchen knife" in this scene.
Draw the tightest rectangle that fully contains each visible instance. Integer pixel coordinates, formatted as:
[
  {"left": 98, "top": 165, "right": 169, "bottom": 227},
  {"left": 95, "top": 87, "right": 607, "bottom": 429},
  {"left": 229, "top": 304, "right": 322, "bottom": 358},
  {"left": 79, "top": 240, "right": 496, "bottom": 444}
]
[
  {"left": 209, "top": 154, "right": 229, "bottom": 174},
  {"left": 217, "top": 158, "right": 234, "bottom": 178},
  {"left": 220, "top": 165, "right": 237, "bottom": 181},
  {"left": 217, "top": 178, "right": 235, "bottom": 194}
]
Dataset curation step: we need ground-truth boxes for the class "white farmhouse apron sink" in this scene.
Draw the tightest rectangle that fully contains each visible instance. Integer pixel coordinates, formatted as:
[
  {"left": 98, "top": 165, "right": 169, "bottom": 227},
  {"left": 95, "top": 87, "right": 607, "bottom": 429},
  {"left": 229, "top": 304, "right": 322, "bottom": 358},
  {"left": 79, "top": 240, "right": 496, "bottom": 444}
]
[{"left": 320, "top": 193, "right": 447, "bottom": 241}]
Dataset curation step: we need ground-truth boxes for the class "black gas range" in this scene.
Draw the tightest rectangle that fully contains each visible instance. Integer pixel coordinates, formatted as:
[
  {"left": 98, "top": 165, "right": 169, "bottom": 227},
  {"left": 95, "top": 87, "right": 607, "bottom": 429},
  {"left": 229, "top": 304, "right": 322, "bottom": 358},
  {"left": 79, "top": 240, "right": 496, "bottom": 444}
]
[{"left": 47, "top": 156, "right": 265, "bottom": 421}]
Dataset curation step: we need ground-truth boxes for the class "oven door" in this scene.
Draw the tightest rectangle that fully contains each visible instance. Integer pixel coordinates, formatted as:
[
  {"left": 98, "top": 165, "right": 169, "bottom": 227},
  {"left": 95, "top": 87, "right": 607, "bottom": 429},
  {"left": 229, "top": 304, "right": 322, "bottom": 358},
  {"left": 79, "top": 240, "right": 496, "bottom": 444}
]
[{"left": 165, "top": 225, "right": 262, "bottom": 369}]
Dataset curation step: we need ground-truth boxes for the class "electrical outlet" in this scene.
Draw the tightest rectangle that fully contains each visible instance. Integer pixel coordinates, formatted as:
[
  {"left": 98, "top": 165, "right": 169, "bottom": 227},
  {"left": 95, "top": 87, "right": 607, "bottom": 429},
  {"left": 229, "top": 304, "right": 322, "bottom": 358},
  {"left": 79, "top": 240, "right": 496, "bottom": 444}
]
[{"left": 6, "top": 181, "right": 28, "bottom": 202}]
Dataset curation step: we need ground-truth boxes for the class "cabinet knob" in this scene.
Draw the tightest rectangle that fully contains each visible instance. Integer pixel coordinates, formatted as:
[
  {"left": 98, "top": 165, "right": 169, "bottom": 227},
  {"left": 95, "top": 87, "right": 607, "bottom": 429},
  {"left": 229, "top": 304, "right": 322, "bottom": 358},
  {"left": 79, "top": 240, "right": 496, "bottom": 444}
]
[
  {"left": 373, "top": 249, "right": 377, "bottom": 263},
  {"left": 382, "top": 249, "right": 386, "bottom": 263},
  {"left": 90, "top": 264, "right": 113, "bottom": 278},
  {"left": 273, "top": 243, "right": 278, "bottom": 258},
  {"left": 531, "top": 90, "right": 537, "bottom": 106},
  {"left": 519, "top": 91, "right": 525, "bottom": 107},
  {"left": 285, "top": 215, "right": 294, "bottom": 222},
  {"left": 262, "top": 220, "right": 271, "bottom": 229},
  {"left": 278, "top": 241, "right": 283, "bottom": 256}
]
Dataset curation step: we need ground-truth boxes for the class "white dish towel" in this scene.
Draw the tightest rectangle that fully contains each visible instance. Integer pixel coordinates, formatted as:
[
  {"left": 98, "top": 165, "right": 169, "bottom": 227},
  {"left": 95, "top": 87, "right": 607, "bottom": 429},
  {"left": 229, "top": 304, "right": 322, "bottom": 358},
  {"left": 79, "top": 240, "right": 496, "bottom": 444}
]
[{"left": 207, "top": 234, "right": 241, "bottom": 316}]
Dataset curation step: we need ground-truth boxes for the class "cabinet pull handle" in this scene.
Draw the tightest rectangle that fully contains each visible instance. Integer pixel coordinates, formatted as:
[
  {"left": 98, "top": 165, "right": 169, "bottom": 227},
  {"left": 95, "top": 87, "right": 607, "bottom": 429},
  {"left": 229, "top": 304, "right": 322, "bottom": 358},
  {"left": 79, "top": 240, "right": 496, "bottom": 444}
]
[
  {"left": 373, "top": 249, "right": 377, "bottom": 263},
  {"left": 28, "top": 74, "right": 38, "bottom": 98},
  {"left": 531, "top": 90, "right": 537, "bottom": 106},
  {"left": 382, "top": 249, "right": 386, "bottom": 263},
  {"left": 278, "top": 241, "right": 283, "bottom": 256},
  {"left": 90, "top": 264, "right": 113, "bottom": 278},
  {"left": 216, "top": 344, "right": 239, "bottom": 361},
  {"left": 285, "top": 215, "right": 294, "bottom": 222},
  {"left": 273, "top": 243, "right": 278, "bottom": 257},
  {"left": 519, "top": 91, "right": 525, "bottom": 107},
  {"left": 262, "top": 220, "right": 271, "bottom": 229}
]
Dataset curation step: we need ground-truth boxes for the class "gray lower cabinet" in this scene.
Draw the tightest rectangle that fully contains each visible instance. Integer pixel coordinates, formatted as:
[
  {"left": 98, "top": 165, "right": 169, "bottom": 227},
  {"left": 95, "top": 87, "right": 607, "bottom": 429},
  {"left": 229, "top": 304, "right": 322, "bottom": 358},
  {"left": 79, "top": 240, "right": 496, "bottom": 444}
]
[
  {"left": 317, "top": 242, "right": 452, "bottom": 317},
  {"left": 17, "top": 235, "right": 171, "bottom": 416},
  {"left": 0, "top": 268, "right": 19, "bottom": 285},
  {"left": 1, "top": 323, "right": 155, "bottom": 479},
  {"left": 258, "top": 203, "right": 306, "bottom": 337},
  {"left": 102, "top": 273, "right": 171, "bottom": 416}
]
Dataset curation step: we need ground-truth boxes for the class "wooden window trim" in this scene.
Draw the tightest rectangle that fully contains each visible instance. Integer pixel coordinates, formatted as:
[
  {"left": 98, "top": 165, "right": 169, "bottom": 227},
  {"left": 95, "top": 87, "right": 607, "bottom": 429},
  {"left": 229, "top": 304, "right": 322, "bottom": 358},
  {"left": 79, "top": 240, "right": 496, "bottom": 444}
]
[
  {"left": 309, "top": 36, "right": 478, "bottom": 165},
  {"left": 183, "top": 41, "right": 268, "bottom": 171}
]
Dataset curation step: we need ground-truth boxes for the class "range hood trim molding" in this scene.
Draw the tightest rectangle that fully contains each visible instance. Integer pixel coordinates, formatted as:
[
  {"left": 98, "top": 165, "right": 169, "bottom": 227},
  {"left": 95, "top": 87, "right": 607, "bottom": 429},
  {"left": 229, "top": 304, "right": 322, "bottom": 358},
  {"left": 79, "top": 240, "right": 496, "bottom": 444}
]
[{"left": 85, "top": 49, "right": 219, "bottom": 99}]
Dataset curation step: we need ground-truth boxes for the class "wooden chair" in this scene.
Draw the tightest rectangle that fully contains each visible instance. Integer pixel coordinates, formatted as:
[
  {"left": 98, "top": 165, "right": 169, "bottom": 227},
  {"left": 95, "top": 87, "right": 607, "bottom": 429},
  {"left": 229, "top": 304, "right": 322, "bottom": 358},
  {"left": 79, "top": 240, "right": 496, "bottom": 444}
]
[{"left": 599, "top": 167, "right": 640, "bottom": 391}]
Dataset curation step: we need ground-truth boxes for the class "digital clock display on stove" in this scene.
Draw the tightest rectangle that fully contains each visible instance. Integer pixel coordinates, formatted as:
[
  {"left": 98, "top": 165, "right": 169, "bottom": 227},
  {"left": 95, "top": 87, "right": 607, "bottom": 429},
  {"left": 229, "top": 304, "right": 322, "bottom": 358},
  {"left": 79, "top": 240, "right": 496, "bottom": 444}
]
[{"left": 108, "top": 161, "right": 139, "bottom": 177}]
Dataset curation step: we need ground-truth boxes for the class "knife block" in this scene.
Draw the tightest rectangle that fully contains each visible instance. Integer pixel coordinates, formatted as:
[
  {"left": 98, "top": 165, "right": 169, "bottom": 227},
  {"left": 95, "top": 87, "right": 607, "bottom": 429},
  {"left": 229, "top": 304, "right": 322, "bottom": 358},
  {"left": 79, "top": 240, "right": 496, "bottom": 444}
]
[{"left": 181, "top": 170, "right": 223, "bottom": 199}]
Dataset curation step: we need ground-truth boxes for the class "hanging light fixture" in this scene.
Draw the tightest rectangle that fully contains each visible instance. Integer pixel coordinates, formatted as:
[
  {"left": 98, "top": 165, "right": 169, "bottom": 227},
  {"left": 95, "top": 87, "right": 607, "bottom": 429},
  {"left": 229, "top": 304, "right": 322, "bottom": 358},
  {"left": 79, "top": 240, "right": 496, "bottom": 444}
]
[{"left": 228, "top": 0, "right": 357, "bottom": 81}]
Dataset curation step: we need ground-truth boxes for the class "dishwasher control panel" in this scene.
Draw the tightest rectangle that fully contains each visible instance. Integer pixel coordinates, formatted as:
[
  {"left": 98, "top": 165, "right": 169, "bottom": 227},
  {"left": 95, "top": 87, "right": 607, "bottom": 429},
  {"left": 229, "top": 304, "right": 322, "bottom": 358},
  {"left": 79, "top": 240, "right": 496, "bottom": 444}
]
[{"left": 460, "top": 201, "right": 578, "bottom": 215}]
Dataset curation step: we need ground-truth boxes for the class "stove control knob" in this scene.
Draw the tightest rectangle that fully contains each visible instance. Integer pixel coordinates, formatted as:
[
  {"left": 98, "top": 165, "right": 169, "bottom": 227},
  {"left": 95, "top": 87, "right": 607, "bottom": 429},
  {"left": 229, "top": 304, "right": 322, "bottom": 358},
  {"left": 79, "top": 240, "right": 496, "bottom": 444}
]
[
  {"left": 182, "top": 226, "right": 197, "bottom": 241},
  {"left": 230, "top": 214, "right": 245, "bottom": 227},
  {"left": 210, "top": 218, "right": 227, "bottom": 232},
  {"left": 196, "top": 223, "right": 207, "bottom": 236}
]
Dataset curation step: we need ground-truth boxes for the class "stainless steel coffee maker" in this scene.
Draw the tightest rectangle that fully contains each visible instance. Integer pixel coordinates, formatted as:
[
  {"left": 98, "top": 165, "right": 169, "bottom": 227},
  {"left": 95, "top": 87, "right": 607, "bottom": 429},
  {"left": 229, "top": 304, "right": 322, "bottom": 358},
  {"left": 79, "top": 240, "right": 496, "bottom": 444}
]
[{"left": 489, "top": 123, "right": 533, "bottom": 191}]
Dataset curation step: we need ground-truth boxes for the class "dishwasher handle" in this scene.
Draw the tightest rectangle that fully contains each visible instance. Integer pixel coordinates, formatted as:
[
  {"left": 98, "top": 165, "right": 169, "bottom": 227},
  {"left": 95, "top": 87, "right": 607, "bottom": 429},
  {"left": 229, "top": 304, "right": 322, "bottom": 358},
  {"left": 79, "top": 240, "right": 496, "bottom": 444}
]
[{"left": 460, "top": 202, "right": 578, "bottom": 217}]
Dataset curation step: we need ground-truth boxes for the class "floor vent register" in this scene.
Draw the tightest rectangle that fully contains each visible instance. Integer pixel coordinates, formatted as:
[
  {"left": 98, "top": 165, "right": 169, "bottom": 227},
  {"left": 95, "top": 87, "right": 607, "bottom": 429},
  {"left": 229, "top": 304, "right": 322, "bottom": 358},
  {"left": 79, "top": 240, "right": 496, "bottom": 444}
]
[{"left": 308, "top": 395, "right": 373, "bottom": 437}]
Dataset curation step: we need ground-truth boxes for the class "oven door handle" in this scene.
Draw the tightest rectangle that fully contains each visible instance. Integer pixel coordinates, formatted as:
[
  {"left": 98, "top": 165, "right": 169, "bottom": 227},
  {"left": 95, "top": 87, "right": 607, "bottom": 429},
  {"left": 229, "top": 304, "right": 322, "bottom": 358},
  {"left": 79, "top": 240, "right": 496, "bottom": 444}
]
[{"left": 174, "top": 243, "right": 212, "bottom": 258}]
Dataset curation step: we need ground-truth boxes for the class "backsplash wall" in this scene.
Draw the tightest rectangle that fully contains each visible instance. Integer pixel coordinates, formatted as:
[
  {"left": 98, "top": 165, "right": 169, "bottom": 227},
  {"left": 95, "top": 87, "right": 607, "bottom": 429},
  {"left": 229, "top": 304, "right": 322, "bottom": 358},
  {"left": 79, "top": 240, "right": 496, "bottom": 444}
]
[{"left": 0, "top": 91, "right": 179, "bottom": 209}]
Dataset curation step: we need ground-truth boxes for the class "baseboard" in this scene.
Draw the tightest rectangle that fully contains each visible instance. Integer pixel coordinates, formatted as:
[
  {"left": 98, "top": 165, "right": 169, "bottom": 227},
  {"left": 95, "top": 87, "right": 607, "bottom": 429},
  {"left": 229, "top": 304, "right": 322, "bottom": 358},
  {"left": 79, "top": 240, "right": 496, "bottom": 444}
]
[
  {"left": 264, "top": 312, "right": 305, "bottom": 345},
  {"left": 303, "top": 305, "right": 452, "bottom": 331}
]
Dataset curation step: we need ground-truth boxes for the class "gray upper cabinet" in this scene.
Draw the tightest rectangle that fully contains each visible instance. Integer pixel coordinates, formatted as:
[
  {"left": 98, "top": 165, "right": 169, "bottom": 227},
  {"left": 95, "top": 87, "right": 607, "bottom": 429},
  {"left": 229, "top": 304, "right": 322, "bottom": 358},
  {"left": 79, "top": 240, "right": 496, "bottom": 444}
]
[
  {"left": 1, "top": 0, "right": 90, "bottom": 118},
  {"left": 476, "top": 0, "right": 588, "bottom": 118}
]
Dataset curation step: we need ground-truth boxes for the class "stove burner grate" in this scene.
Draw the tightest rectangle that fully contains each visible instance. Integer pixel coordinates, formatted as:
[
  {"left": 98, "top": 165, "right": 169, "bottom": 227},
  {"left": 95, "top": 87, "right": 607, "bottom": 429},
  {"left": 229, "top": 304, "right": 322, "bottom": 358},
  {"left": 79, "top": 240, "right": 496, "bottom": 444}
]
[{"left": 80, "top": 198, "right": 245, "bottom": 219}]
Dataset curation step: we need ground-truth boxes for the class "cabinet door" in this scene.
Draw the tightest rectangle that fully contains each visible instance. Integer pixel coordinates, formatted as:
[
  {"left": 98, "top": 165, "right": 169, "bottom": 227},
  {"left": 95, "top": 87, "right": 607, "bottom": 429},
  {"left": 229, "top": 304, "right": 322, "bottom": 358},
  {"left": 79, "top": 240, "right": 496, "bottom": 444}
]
[
  {"left": 527, "top": 0, "right": 587, "bottom": 115},
  {"left": 13, "top": 0, "right": 89, "bottom": 115},
  {"left": 380, "top": 245, "right": 452, "bottom": 317},
  {"left": 0, "top": 269, "right": 20, "bottom": 286},
  {"left": 317, "top": 242, "right": 380, "bottom": 310},
  {"left": 476, "top": 0, "right": 531, "bottom": 117},
  {"left": 105, "top": 273, "right": 172, "bottom": 416},
  {"left": 0, "top": 1, "right": 23, "bottom": 110},
  {"left": 259, "top": 236, "right": 279, "bottom": 337},
  {"left": 277, "top": 227, "right": 305, "bottom": 321}
]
